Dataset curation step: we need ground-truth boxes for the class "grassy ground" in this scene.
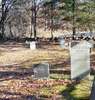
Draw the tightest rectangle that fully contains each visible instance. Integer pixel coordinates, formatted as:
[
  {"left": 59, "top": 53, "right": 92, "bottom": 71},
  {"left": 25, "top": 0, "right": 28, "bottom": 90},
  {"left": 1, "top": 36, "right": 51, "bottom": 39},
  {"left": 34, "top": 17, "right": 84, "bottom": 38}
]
[
  {"left": 0, "top": 42, "right": 94, "bottom": 99},
  {"left": 0, "top": 42, "right": 69, "bottom": 67}
]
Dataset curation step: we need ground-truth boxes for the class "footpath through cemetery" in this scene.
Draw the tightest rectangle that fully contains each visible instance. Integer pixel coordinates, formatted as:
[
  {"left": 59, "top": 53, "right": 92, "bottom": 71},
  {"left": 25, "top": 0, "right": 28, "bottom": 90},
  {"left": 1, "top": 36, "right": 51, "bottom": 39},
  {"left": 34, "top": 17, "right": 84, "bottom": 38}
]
[{"left": 0, "top": 0, "right": 95, "bottom": 100}]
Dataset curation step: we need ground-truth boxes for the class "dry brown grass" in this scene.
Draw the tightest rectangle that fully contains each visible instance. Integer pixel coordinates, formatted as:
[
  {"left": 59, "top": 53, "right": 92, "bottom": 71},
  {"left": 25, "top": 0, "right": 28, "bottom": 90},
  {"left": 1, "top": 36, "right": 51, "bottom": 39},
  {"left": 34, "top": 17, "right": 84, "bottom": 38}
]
[
  {"left": 0, "top": 43, "right": 69, "bottom": 68},
  {"left": 0, "top": 42, "right": 94, "bottom": 99}
]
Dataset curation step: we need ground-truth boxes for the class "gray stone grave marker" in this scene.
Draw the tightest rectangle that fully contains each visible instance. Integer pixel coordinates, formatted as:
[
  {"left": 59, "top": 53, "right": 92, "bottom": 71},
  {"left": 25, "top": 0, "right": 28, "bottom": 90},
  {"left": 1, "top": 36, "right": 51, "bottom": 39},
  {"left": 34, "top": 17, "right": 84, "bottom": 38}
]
[
  {"left": 70, "top": 40, "right": 92, "bottom": 80},
  {"left": 33, "top": 63, "right": 49, "bottom": 79}
]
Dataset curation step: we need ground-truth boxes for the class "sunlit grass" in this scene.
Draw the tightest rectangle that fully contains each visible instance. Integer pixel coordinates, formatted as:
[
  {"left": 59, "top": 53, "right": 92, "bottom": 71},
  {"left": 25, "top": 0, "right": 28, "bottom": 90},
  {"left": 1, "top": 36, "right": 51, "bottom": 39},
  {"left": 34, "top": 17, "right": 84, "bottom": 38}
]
[
  {"left": 50, "top": 74, "right": 70, "bottom": 80},
  {"left": 39, "top": 85, "right": 67, "bottom": 98},
  {"left": 70, "top": 76, "right": 94, "bottom": 100},
  {"left": 0, "top": 43, "right": 94, "bottom": 99},
  {"left": 0, "top": 48, "right": 69, "bottom": 68}
]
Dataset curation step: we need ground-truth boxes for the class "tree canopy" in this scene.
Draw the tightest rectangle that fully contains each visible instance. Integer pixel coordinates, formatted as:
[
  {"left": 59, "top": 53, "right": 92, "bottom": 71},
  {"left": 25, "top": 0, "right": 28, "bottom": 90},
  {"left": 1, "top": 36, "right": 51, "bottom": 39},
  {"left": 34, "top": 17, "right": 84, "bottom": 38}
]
[{"left": 0, "top": 0, "right": 94, "bottom": 39}]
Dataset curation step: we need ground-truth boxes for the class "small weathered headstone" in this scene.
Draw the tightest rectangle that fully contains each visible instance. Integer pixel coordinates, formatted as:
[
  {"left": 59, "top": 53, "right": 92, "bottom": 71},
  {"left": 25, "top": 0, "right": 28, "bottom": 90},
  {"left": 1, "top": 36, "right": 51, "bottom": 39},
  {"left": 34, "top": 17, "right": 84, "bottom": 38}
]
[
  {"left": 70, "top": 41, "right": 92, "bottom": 80},
  {"left": 30, "top": 41, "right": 36, "bottom": 50},
  {"left": 59, "top": 38, "right": 65, "bottom": 48},
  {"left": 25, "top": 40, "right": 30, "bottom": 48},
  {"left": 88, "top": 40, "right": 94, "bottom": 48},
  {"left": 33, "top": 63, "right": 49, "bottom": 79}
]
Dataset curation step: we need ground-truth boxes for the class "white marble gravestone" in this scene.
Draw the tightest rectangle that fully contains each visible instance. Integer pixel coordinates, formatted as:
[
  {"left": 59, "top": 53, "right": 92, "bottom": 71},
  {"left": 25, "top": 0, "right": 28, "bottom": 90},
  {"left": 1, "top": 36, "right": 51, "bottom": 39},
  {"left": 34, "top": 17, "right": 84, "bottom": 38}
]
[
  {"left": 58, "top": 37, "right": 65, "bottom": 48},
  {"left": 70, "top": 41, "right": 92, "bottom": 80},
  {"left": 59, "top": 38, "right": 69, "bottom": 49},
  {"left": 30, "top": 41, "right": 36, "bottom": 50},
  {"left": 33, "top": 63, "right": 49, "bottom": 79},
  {"left": 59, "top": 39, "right": 65, "bottom": 48}
]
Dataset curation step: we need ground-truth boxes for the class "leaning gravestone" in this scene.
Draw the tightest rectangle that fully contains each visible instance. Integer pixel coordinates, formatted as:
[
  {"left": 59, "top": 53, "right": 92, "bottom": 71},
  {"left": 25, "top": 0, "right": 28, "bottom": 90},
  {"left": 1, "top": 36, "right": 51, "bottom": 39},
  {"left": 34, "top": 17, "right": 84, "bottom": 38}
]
[
  {"left": 33, "top": 63, "right": 49, "bottom": 79},
  {"left": 70, "top": 40, "right": 93, "bottom": 80}
]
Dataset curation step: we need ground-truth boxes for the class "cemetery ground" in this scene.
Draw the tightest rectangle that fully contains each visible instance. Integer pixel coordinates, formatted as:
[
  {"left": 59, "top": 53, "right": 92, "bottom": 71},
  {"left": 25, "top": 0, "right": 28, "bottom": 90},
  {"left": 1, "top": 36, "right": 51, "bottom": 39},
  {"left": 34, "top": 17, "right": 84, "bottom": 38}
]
[{"left": 0, "top": 41, "right": 94, "bottom": 100}]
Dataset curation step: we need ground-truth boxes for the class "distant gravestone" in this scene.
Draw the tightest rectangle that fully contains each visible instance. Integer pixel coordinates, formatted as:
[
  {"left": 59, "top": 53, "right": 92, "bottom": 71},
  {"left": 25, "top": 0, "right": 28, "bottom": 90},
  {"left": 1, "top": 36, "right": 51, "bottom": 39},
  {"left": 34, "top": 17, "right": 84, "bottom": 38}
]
[
  {"left": 59, "top": 38, "right": 65, "bottom": 48},
  {"left": 70, "top": 41, "right": 92, "bottom": 80},
  {"left": 25, "top": 40, "right": 30, "bottom": 48},
  {"left": 30, "top": 41, "right": 36, "bottom": 50},
  {"left": 88, "top": 40, "right": 95, "bottom": 48},
  {"left": 33, "top": 63, "right": 49, "bottom": 79}
]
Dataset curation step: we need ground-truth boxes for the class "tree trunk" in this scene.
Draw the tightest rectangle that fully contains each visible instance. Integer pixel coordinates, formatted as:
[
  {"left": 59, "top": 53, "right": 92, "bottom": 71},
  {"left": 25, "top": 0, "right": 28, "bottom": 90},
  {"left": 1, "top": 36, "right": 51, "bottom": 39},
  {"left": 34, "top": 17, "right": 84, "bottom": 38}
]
[
  {"left": 50, "top": 2, "right": 54, "bottom": 40},
  {"left": 31, "top": 0, "right": 37, "bottom": 39},
  {"left": 88, "top": 23, "right": 93, "bottom": 34},
  {"left": 0, "top": 2, "right": 5, "bottom": 39},
  {"left": 9, "top": 22, "right": 14, "bottom": 38},
  {"left": 72, "top": 0, "right": 76, "bottom": 40}
]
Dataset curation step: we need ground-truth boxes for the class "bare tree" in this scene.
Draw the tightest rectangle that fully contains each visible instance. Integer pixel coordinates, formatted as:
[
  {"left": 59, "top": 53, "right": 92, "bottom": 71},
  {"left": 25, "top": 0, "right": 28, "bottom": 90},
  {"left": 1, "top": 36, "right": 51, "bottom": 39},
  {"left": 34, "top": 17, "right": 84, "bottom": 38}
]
[{"left": 0, "top": 0, "right": 16, "bottom": 39}]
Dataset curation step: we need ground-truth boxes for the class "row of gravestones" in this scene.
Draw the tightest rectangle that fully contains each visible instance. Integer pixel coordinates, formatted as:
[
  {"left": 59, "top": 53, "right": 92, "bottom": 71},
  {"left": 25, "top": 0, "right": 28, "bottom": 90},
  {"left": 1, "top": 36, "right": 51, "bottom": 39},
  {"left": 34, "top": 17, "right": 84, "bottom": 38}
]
[
  {"left": 26, "top": 39, "right": 67, "bottom": 50},
  {"left": 32, "top": 41, "right": 93, "bottom": 80},
  {"left": 26, "top": 38, "right": 95, "bottom": 50},
  {"left": 32, "top": 41, "right": 94, "bottom": 100}
]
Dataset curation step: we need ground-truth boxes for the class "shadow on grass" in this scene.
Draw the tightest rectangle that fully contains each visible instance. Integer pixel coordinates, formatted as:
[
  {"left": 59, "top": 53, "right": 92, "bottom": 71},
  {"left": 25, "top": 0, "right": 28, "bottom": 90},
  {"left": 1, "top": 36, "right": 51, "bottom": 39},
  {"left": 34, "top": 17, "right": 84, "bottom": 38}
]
[
  {"left": 0, "top": 90, "right": 38, "bottom": 100},
  {"left": 61, "top": 81, "right": 89, "bottom": 100},
  {"left": 0, "top": 69, "right": 34, "bottom": 81},
  {"left": 90, "top": 75, "right": 95, "bottom": 100},
  {"left": 61, "top": 83, "right": 77, "bottom": 100}
]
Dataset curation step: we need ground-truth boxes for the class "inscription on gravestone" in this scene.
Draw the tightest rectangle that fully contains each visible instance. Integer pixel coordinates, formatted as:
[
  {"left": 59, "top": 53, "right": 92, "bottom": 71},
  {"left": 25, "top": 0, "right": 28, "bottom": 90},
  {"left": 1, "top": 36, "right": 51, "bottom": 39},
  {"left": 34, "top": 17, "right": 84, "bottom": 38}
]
[
  {"left": 33, "top": 63, "right": 49, "bottom": 79},
  {"left": 70, "top": 41, "right": 92, "bottom": 80}
]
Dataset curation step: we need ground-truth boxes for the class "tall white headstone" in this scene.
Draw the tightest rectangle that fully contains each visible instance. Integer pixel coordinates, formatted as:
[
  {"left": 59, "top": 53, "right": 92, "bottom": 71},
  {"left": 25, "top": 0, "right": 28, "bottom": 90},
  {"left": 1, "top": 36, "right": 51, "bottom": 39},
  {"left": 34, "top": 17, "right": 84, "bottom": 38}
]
[{"left": 70, "top": 41, "right": 92, "bottom": 80}]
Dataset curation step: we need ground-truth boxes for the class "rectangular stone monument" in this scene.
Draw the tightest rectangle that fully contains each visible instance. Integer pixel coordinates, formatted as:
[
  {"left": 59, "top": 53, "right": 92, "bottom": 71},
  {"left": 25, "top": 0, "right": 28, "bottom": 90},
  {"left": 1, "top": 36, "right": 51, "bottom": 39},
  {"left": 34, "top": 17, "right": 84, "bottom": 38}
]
[
  {"left": 33, "top": 63, "right": 49, "bottom": 79},
  {"left": 70, "top": 41, "right": 92, "bottom": 80}
]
